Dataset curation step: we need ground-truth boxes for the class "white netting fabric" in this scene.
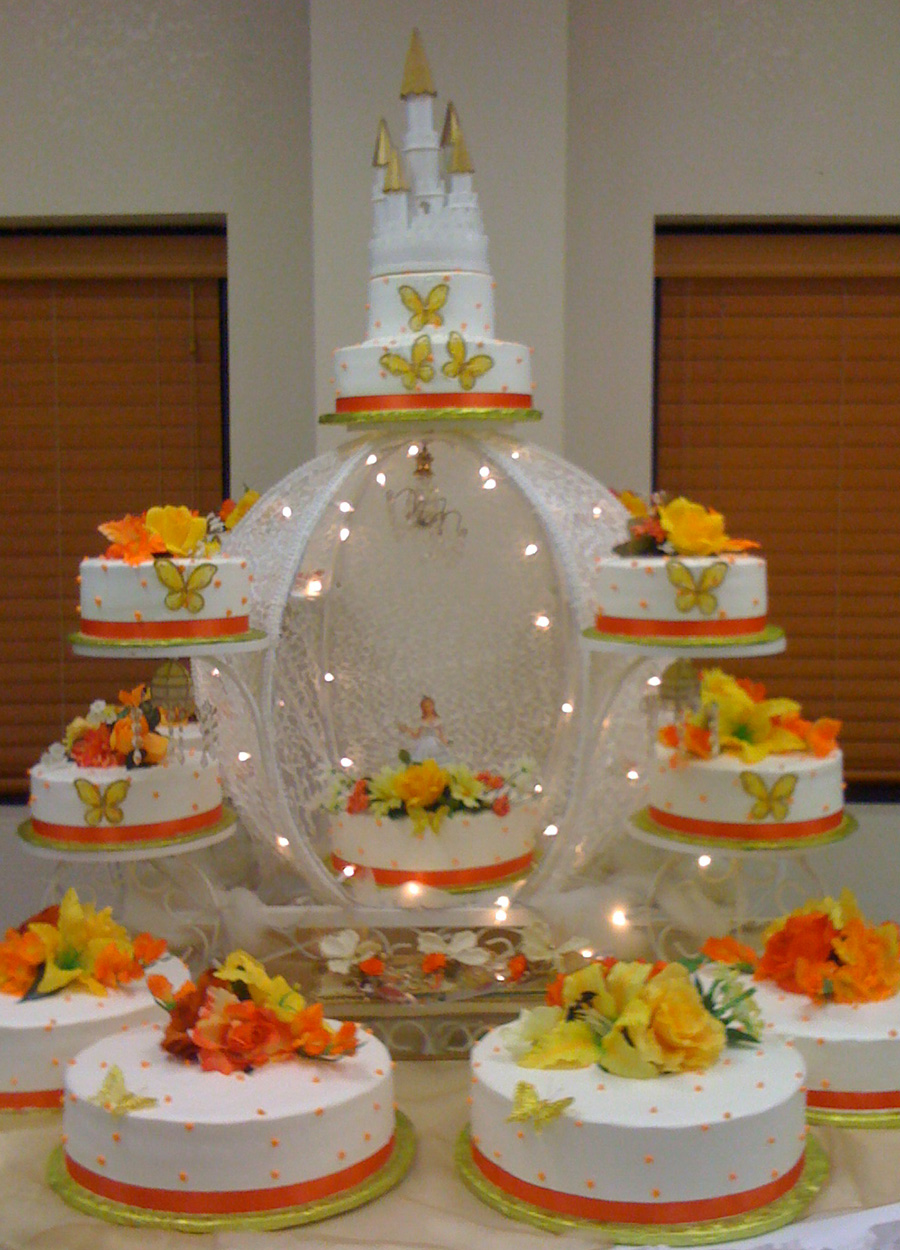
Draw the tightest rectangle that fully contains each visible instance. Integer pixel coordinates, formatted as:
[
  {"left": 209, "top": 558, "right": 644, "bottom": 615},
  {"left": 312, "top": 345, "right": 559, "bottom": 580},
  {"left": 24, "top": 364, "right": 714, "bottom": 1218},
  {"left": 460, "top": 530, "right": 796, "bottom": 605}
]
[{"left": 192, "top": 425, "right": 650, "bottom": 909}]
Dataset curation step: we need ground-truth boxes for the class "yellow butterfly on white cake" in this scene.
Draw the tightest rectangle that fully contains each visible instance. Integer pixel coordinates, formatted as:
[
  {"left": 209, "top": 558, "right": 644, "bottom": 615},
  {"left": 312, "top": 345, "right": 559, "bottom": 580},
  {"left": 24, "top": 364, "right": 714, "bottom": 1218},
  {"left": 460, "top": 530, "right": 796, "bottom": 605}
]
[
  {"left": 379, "top": 335, "right": 435, "bottom": 391},
  {"left": 74, "top": 778, "right": 131, "bottom": 826},
  {"left": 154, "top": 559, "right": 217, "bottom": 613},
  {"left": 399, "top": 282, "right": 448, "bottom": 331},
  {"left": 442, "top": 331, "right": 494, "bottom": 391},
  {"left": 740, "top": 771, "right": 797, "bottom": 822},
  {"left": 666, "top": 559, "right": 728, "bottom": 616},
  {"left": 506, "top": 1080, "right": 573, "bottom": 1133}
]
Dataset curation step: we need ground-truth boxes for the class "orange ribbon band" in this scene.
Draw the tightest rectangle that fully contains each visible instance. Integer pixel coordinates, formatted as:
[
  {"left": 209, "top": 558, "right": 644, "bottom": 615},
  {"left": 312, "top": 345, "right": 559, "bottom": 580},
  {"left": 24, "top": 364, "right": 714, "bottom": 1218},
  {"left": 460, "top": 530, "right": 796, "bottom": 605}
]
[
  {"left": 335, "top": 392, "right": 533, "bottom": 412},
  {"left": 65, "top": 1135, "right": 394, "bottom": 1215},
  {"left": 31, "top": 805, "right": 224, "bottom": 846},
  {"left": 0, "top": 1088, "right": 62, "bottom": 1110},
  {"left": 648, "top": 807, "right": 843, "bottom": 842},
  {"left": 807, "top": 1088, "right": 900, "bottom": 1110},
  {"left": 79, "top": 616, "right": 249, "bottom": 640},
  {"left": 594, "top": 614, "right": 767, "bottom": 638},
  {"left": 471, "top": 1142, "right": 805, "bottom": 1224},
  {"left": 331, "top": 850, "right": 534, "bottom": 888}
]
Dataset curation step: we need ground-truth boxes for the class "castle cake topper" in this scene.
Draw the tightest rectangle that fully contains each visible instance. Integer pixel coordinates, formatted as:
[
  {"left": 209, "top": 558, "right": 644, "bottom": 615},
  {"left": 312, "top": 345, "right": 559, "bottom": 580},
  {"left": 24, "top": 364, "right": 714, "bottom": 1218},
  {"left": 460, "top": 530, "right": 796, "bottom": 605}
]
[{"left": 322, "top": 28, "right": 539, "bottom": 425}]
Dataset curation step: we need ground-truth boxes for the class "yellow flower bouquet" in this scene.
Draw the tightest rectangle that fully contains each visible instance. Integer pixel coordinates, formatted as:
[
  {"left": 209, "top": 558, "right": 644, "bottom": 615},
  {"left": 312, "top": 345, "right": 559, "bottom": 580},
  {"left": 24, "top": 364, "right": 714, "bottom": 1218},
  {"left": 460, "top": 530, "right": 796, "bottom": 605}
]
[
  {"left": 613, "top": 491, "right": 759, "bottom": 559},
  {"left": 503, "top": 958, "right": 760, "bottom": 1080}
]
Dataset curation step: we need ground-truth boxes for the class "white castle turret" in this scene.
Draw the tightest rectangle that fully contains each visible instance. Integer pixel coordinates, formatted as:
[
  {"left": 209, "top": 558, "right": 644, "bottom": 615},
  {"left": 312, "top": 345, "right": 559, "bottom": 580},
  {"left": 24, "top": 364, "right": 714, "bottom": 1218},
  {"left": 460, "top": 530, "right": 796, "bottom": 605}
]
[
  {"left": 322, "top": 29, "right": 537, "bottom": 425},
  {"left": 369, "top": 28, "right": 488, "bottom": 277}
]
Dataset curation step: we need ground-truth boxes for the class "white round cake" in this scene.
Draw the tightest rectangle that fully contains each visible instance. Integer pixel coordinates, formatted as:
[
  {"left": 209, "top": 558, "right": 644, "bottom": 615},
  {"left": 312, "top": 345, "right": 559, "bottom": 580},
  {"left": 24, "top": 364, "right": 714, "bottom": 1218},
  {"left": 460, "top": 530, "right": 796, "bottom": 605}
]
[
  {"left": 329, "top": 804, "right": 537, "bottom": 890},
  {"left": 468, "top": 1027, "right": 809, "bottom": 1226},
  {"left": 752, "top": 980, "right": 900, "bottom": 1117},
  {"left": 59, "top": 1024, "right": 397, "bottom": 1218},
  {"left": 589, "top": 553, "right": 769, "bottom": 645},
  {"left": 26, "top": 750, "right": 225, "bottom": 854},
  {"left": 0, "top": 955, "right": 187, "bottom": 1112},
  {"left": 642, "top": 742, "right": 846, "bottom": 849},
  {"left": 77, "top": 554, "right": 255, "bottom": 644}
]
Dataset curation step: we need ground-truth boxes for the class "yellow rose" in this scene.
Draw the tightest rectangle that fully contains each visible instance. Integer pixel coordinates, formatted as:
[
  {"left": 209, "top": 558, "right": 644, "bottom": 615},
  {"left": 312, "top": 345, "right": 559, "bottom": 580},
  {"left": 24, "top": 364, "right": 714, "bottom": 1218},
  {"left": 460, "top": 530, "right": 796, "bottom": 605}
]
[
  {"left": 600, "top": 964, "right": 725, "bottom": 1078},
  {"left": 393, "top": 760, "right": 450, "bottom": 811},
  {"left": 658, "top": 497, "right": 729, "bottom": 556},
  {"left": 145, "top": 505, "right": 208, "bottom": 557},
  {"left": 517, "top": 1019, "right": 602, "bottom": 1070}
]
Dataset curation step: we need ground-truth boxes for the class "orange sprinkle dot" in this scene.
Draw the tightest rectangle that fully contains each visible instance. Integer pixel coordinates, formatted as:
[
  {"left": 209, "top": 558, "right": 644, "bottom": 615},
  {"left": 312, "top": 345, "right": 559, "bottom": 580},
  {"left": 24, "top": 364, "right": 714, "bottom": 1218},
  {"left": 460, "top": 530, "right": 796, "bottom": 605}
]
[
  {"left": 112, "top": 1132, "right": 120, "bottom": 1143},
  {"left": 516, "top": 1130, "right": 524, "bottom": 1139},
  {"left": 364, "top": 1132, "right": 371, "bottom": 1142},
  {"left": 729, "top": 1172, "right": 738, "bottom": 1182},
  {"left": 537, "top": 1171, "right": 546, "bottom": 1182},
  {"left": 96, "top": 1155, "right": 106, "bottom": 1167},
  {"left": 257, "top": 1108, "right": 266, "bottom": 1116},
  {"left": 652, "top": 1188, "right": 661, "bottom": 1198},
  {"left": 337, "top": 1150, "right": 346, "bottom": 1161},
  {"left": 271, "top": 1170, "right": 280, "bottom": 1180},
  {"left": 767, "top": 1136, "right": 775, "bottom": 1145},
  {"left": 61, "top": 1134, "right": 68, "bottom": 1145},
  {"left": 723, "top": 1111, "right": 732, "bottom": 1119},
  {"left": 179, "top": 1171, "right": 188, "bottom": 1182},
  {"left": 271, "top": 1138, "right": 280, "bottom": 1147},
  {"left": 772, "top": 1168, "right": 779, "bottom": 1179},
  {"left": 141, "top": 1060, "right": 150, "bottom": 1069},
  {"left": 586, "top": 1179, "right": 595, "bottom": 1190},
  {"left": 373, "top": 1102, "right": 380, "bottom": 1111},
  {"left": 184, "top": 1123, "right": 194, "bottom": 1131},
  {"left": 644, "top": 1155, "right": 654, "bottom": 1164},
  {"left": 314, "top": 1107, "right": 324, "bottom": 1116}
]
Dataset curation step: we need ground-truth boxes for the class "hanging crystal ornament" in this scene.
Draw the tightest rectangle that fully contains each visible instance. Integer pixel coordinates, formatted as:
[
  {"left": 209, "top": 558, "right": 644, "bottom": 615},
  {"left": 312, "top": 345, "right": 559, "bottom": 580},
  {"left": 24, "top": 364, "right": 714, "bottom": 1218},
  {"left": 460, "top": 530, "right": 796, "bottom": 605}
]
[{"left": 386, "top": 441, "right": 467, "bottom": 546}]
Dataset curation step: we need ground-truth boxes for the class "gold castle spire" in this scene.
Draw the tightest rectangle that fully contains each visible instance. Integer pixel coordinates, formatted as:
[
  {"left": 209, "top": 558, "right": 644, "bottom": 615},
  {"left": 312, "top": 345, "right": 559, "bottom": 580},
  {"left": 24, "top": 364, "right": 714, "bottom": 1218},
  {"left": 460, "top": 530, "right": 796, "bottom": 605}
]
[
  {"left": 372, "top": 118, "right": 393, "bottom": 168},
  {"left": 383, "top": 144, "right": 409, "bottom": 193},
  {"left": 441, "top": 101, "right": 474, "bottom": 174},
  {"left": 400, "top": 27, "right": 436, "bottom": 98}
]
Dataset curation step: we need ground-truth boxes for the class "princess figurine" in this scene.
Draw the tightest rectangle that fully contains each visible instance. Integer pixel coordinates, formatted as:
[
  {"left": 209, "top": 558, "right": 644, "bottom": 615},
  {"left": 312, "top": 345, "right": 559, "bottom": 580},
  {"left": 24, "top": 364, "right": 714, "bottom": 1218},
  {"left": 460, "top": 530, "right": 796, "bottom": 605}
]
[{"left": 399, "top": 696, "right": 449, "bottom": 764}]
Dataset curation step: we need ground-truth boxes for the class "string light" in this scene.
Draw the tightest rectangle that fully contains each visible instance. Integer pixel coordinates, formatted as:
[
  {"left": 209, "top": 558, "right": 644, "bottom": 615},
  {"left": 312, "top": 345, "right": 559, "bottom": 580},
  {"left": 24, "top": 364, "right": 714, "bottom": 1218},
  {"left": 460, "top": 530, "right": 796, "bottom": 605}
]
[
  {"left": 561, "top": 702, "right": 573, "bottom": 715},
  {"left": 276, "top": 836, "right": 290, "bottom": 848},
  {"left": 342, "top": 864, "right": 356, "bottom": 877},
  {"left": 535, "top": 614, "right": 550, "bottom": 629},
  {"left": 511, "top": 451, "right": 520, "bottom": 460},
  {"left": 611, "top": 907, "right": 628, "bottom": 928},
  {"left": 533, "top": 783, "right": 543, "bottom": 794},
  {"left": 479, "top": 465, "right": 491, "bottom": 479},
  {"left": 495, "top": 895, "right": 510, "bottom": 909},
  {"left": 338, "top": 501, "right": 354, "bottom": 513},
  {"left": 340, "top": 756, "right": 353, "bottom": 769},
  {"left": 366, "top": 454, "right": 378, "bottom": 466},
  {"left": 482, "top": 478, "right": 497, "bottom": 490},
  {"left": 281, "top": 505, "right": 292, "bottom": 518},
  {"left": 407, "top": 444, "right": 419, "bottom": 457},
  {"left": 698, "top": 854, "right": 712, "bottom": 868},
  {"left": 543, "top": 823, "right": 559, "bottom": 838},
  {"left": 210, "top": 668, "right": 220, "bottom": 678},
  {"left": 524, "top": 543, "right": 538, "bottom": 556},
  {"left": 647, "top": 675, "right": 662, "bottom": 687},
  {"left": 376, "top": 472, "right": 386, "bottom": 486},
  {"left": 306, "top": 577, "right": 323, "bottom": 597},
  {"left": 323, "top": 672, "right": 335, "bottom": 683},
  {"left": 626, "top": 768, "right": 640, "bottom": 782},
  {"left": 237, "top": 751, "right": 251, "bottom": 762},
  {"left": 592, "top": 505, "right": 603, "bottom": 518},
  {"left": 495, "top": 908, "right": 507, "bottom": 923},
  {"left": 339, "top": 527, "right": 350, "bottom": 542},
  {"left": 405, "top": 881, "right": 422, "bottom": 898},
  {"left": 580, "top": 947, "right": 594, "bottom": 959}
]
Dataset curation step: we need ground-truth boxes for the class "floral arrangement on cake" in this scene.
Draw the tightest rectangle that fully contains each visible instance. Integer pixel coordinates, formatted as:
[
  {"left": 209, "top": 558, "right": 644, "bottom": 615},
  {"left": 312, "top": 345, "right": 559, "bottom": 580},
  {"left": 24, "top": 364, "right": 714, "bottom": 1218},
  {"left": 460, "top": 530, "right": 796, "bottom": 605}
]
[
  {"left": 0, "top": 889, "right": 166, "bottom": 999},
  {"left": 96, "top": 490, "right": 259, "bottom": 565},
  {"left": 39, "top": 685, "right": 168, "bottom": 771},
  {"left": 502, "top": 957, "right": 760, "bottom": 1080},
  {"left": 612, "top": 491, "right": 760, "bottom": 558},
  {"left": 703, "top": 890, "right": 900, "bottom": 1005},
  {"left": 325, "top": 754, "right": 536, "bottom": 837},
  {"left": 659, "top": 668, "right": 841, "bottom": 765},
  {"left": 148, "top": 950, "right": 357, "bottom": 1074}
]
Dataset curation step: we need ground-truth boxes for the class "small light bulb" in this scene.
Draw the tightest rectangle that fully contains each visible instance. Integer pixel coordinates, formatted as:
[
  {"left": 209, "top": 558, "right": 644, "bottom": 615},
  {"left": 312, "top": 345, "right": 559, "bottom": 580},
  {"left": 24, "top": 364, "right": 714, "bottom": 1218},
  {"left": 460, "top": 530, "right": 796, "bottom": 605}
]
[
  {"left": 307, "top": 578, "right": 323, "bottom": 597},
  {"left": 342, "top": 864, "right": 356, "bottom": 877},
  {"left": 338, "top": 501, "right": 354, "bottom": 513},
  {"left": 698, "top": 854, "right": 712, "bottom": 868},
  {"left": 276, "top": 835, "right": 290, "bottom": 848},
  {"left": 479, "top": 465, "right": 491, "bottom": 479},
  {"left": 561, "top": 702, "right": 573, "bottom": 715},
  {"left": 647, "top": 675, "right": 662, "bottom": 687},
  {"left": 282, "top": 505, "right": 292, "bottom": 519},
  {"left": 405, "top": 881, "right": 422, "bottom": 897},
  {"left": 237, "top": 751, "right": 251, "bottom": 762},
  {"left": 533, "top": 783, "right": 543, "bottom": 794},
  {"left": 592, "top": 505, "right": 603, "bottom": 518},
  {"left": 407, "top": 444, "right": 419, "bottom": 457},
  {"left": 495, "top": 908, "right": 507, "bottom": 924},
  {"left": 580, "top": 948, "right": 594, "bottom": 960},
  {"left": 340, "top": 756, "right": 353, "bottom": 769},
  {"left": 366, "top": 453, "right": 378, "bottom": 466},
  {"left": 611, "top": 908, "right": 628, "bottom": 928},
  {"left": 543, "top": 823, "right": 559, "bottom": 838},
  {"left": 495, "top": 895, "right": 510, "bottom": 909},
  {"left": 535, "top": 614, "right": 550, "bottom": 630},
  {"left": 626, "top": 768, "right": 640, "bottom": 782},
  {"left": 511, "top": 450, "right": 520, "bottom": 460},
  {"left": 210, "top": 667, "right": 220, "bottom": 678},
  {"left": 323, "top": 672, "right": 335, "bottom": 683},
  {"left": 376, "top": 472, "right": 386, "bottom": 486},
  {"left": 339, "top": 527, "right": 350, "bottom": 542},
  {"left": 495, "top": 972, "right": 506, "bottom": 982},
  {"left": 277, "top": 699, "right": 285, "bottom": 708},
  {"left": 483, "top": 478, "right": 497, "bottom": 490},
  {"left": 524, "top": 543, "right": 538, "bottom": 556}
]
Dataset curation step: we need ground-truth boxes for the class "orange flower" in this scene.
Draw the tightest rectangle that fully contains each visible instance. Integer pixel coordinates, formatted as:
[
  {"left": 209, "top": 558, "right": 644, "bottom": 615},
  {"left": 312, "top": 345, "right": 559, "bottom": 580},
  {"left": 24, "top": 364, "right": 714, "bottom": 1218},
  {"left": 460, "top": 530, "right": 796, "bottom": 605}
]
[
  {"left": 829, "top": 917, "right": 900, "bottom": 1003},
  {"left": 492, "top": 794, "right": 510, "bottom": 817},
  {"left": 659, "top": 724, "right": 680, "bottom": 749},
  {"left": 701, "top": 935, "right": 758, "bottom": 970},
  {"left": 545, "top": 972, "right": 565, "bottom": 1007},
  {"left": 422, "top": 951, "right": 447, "bottom": 978},
  {"left": 358, "top": 956, "right": 385, "bottom": 977},
  {"left": 476, "top": 771, "right": 504, "bottom": 790},
  {"left": 346, "top": 778, "right": 369, "bottom": 814},
  {"left": 683, "top": 722, "right": 713, "bottom": 759},
  {"left": 147, "top": 973, "right": 175, "bottom": 1006},
  {"left": 117, "top": 686, "right": 146, "bottom": 708},
  {"left": 191, "top": 991, "right": 294, "bottom": 1074},
  {"left": 109, "top": 714, "right": 147, "bottom": 758},
  {"left": 736, "top": 678, "right": 766, "bottom": 703},
  {"left": 92, "top": 942, "right": 139, "bottom": 988},
  {"left": 755, "top": 912, "right": 836, "bottom": 996},
  {"left": 133, "top": 932, "right": 167, "bottom": 966},
  {"left": 0, "top": 927, "right": 45, "bottom": 996},
  {"left": 507, "top": 953, "right": 528, "bottom": 982},
  {"left": 807, "top": 718, "right": 841, "bottom": 758},
  {"left": 329, "top": 1020, "right": 358, "bottom": 1057},
  {"left": 289, "top": 1001, "right": 333, "bottom": 1057},
  {"left": 70, "top": 724, "right": 118, "bottom": 768},
  {"left": 98, "top": 513, "right": 168, "bottom": 565}
]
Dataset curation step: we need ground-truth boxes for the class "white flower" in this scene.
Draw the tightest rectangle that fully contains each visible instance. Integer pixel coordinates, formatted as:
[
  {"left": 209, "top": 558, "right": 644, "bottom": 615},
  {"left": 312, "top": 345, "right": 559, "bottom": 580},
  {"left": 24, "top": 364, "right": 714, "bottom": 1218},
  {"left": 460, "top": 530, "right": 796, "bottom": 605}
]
[
  {"left": 417, "top": 930, "right": 489, "bottom": 966},
  {"left": 501, "top": 1006, "right": 564, "bottom": 1059},
  {"left": 88, "top": 699, "right": 117, "bottom": 725},
  {"left": 40, "top": 741, "right": 67, "bottom": 766},
  {"left": 318, "top": 929, "right": 380, "bottom": 975},
  {"left": 520, "top": 919, "right": 588, "bottom": 970}
]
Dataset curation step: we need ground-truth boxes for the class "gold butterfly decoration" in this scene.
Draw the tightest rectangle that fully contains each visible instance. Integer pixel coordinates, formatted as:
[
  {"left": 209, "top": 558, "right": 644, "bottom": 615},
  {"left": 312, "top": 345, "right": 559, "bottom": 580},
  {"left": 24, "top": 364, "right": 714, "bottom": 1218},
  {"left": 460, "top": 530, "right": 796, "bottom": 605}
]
[
  {"left": 73, "top": 778, "right": 131, "bottom": 827},
  {"left": 740, "top": 771, "right": 797, "bottom": 822},
  {"left": 399, "top": 283, "right": 448, "bottom": 332},
  {"left": 506, "top": 1081, "right": 574, "bottom": 1134},
  {"left": 379, "top": 335, "right": 435, "bottom": 391},
  {"left": 154, "top": 559, "right": 217, "bottom": 613},
  {"left": 88, "top": 1066, "right": 158, "bottom": 1117},
  {"left": 666, "top": 560, "right": 728, "bottom": 616},
  {"left": 441, "top": 331, "right": 494, "bottom": 391}
]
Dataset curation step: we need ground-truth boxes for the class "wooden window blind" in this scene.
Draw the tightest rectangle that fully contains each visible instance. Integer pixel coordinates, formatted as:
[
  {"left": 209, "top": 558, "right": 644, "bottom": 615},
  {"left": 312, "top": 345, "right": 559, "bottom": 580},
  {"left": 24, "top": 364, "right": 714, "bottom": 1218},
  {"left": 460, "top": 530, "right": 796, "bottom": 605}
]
[
  {"left": 655, "top": 231, "right": 900, "bottom": 786},
  {"left": 0, "top": 231, "right": 227, "bottom": 795}
]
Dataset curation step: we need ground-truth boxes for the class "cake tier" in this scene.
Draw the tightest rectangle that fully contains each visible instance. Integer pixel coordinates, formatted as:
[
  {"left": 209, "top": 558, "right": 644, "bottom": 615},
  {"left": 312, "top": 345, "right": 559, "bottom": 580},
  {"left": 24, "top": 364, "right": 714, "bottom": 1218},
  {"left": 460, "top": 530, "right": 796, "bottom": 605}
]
[
  {"left": 752, "top": 980, "right": 900, "bottom": 1115},
  {"left": 61, "top": 1025, "right": 395, "bottom": 1216},
  {"left": 0, "top": 955, "right": 187, "bottom": 1111},
  {"left": 646, "top": 744, "right": 844, "bottom": 847},
  {"left": 591, "top": 554, "right": 768, "bottom": 642},
  {"left": 329, "top": 805, "right": 537, "bottom": 890},
  {"left": 468, "top": 1028, "right": 807, "bottom": 1224},
  {"left": 28, "top": 753, "right": 223, "bottom": 851},
  {"left": 362, "top": 271, "right": 496, "bottom": 340},
  {"left": 78, "top": 555, "right": 254, "bottom": 643}
]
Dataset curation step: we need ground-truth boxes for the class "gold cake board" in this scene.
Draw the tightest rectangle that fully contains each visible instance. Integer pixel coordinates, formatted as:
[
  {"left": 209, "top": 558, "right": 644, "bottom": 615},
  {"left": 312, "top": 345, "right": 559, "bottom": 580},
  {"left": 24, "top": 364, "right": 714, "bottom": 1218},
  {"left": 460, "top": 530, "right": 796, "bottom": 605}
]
[
  {"left": 47, "top": 1110, "right": 416, "bottom": 1233},
  {"left": 454, "top": 1128, "right": 828, "bottom": 1245}
]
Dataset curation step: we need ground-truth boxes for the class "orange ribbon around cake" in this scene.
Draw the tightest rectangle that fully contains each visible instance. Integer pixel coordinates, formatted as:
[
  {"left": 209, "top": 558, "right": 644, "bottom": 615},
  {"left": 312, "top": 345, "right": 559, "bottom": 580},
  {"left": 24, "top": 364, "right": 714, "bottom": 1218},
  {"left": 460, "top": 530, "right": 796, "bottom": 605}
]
[
  {"left": 65, "top": 1136, "right": 394, "bottom": 1214},
  {"left": 31, "top": 806, "right": 224, "bottom": 847},
  {"left": 79, "top": 617, "right": 249, "bottom": 641},
  {"left": 331, "top": 849, "right": 534, "bottom": 889},
  {"left": 647, "top": 807, "right": 843, "bottom": 843},
  {"left": 471, "top": 1141, "right": 805, "bottom": 1224},
  {"left": 0, "top": 1088, "right": 62, "bottom": 1111},
  {"left": 594, "top": 615, "right": 767, "bottom": 639},
  {"left": 335, "top": 392, "right": 532, "bottom": 412},
  {"left": 807, "top": 1088, "right": 900, "bottom": 1111}
]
